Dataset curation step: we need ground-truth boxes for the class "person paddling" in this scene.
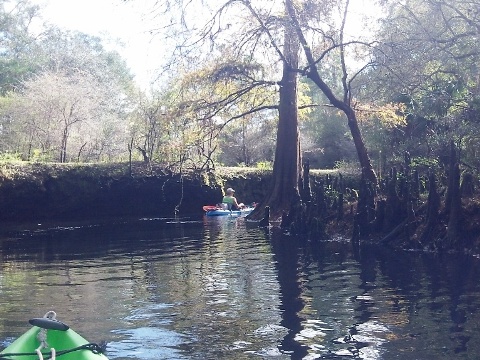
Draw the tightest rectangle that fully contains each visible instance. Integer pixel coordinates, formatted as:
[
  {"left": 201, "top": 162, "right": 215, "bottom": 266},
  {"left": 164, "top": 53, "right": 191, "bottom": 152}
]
[{"left": 222, "top": 188, "right": 245, "bottom": 210}]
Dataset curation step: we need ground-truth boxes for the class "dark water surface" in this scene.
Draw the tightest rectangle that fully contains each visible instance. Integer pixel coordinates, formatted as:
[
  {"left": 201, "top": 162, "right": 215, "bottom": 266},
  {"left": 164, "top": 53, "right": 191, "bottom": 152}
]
[{"left": 1, "top": 216, "right": 480, "bottom": 359}]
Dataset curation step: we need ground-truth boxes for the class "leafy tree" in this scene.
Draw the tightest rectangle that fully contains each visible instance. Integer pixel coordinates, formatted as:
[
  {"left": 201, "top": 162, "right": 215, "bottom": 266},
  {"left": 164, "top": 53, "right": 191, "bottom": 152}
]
[
  {"left": 0, "top": 3, "right": 137, "bottom": 163},
  {"left": 302, "top": 104, "right": 356, "bottom": 169},
  {"left": 3, "top": 70, "right": 130, "bottom": 162},
  {"left": 130, "top": 52, "right": 281, "bottom": 171},
  {"left": 0, "top": 0, "right": 43, "bottom": 93},
  {"left": 301, "top": 72, "right": 356, "bottom": 169},
  {"left": 217, "top": 111, "right": 276, "bottom": 167},
  {"left": 126, "top": 92, "right": 168, "bottom": 164},
  {"left": 126, "top": 87, "right": 215, "bottom": 171},
  {"left": 0, "top": 37, "right": 135, "bottom": 162},
  {"left": 37, "top": 28, "right": 134, "bottom": 89},
  {"left": 369, "top": 0, "right": 480, "bottom": 168},
  {"left": 282, "top": 0, "right": 378, "bottom": 185},
  {"left": 127, "top": 0, "right": 381, "bottom": 218}
]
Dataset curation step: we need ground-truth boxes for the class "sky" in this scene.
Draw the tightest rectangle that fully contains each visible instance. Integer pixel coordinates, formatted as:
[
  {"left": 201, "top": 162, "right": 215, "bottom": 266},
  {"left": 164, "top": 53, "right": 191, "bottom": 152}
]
[
  {"left": 31, "top": 0, "right": 382, "bottom": 90},
  {"left": 32, "top": 0, "right": 164, "bottom": 89}
]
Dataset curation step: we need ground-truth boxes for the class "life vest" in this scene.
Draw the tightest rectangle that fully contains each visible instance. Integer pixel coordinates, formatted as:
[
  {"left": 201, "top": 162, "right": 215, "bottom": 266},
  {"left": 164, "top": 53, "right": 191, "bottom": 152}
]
[{"left": 222, "top": 196, "right": 235, "bottom": 210}]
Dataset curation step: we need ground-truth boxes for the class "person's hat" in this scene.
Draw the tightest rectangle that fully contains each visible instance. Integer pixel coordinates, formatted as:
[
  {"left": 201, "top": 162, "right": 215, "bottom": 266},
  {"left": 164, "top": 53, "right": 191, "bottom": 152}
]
[{"left": 226, "top": 187, "right": 235, "bottom": 193}]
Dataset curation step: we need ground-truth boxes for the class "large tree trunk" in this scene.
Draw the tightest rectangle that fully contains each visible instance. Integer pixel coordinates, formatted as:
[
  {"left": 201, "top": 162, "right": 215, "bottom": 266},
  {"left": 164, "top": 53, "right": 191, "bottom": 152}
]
[{"left": 249, "top": 15, "right": 301, "bottom": 220}]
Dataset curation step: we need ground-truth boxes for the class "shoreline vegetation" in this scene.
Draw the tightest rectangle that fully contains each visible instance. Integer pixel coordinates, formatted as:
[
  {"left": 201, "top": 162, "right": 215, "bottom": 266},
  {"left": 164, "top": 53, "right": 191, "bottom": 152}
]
[{"left": 1, "top": 159, "right": 479, "bottom": 255}]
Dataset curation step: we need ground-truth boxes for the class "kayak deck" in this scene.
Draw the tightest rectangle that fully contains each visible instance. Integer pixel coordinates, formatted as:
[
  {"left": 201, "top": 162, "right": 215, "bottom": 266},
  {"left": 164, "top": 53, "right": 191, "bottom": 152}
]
[{"left": 1, "top": 315, "right": 108, "bottom": 360}]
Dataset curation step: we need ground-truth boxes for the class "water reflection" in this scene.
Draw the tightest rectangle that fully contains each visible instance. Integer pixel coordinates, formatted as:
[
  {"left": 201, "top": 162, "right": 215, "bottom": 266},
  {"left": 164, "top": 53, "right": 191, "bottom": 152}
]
[
  {"left": 0, "top": 217, "right": 286, "bottom": 359},
  {"left": 273, "top": 236, "right": 480, "bottom": 360},
  {"left": 1, "top": 217, "right": 480, "bottom": 359}
]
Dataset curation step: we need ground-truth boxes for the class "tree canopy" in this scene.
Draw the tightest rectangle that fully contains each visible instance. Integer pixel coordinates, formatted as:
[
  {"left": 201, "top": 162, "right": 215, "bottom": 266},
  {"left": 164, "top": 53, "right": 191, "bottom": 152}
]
[{"left": 1, "top": 0, "right": 479, "bottom": 185}]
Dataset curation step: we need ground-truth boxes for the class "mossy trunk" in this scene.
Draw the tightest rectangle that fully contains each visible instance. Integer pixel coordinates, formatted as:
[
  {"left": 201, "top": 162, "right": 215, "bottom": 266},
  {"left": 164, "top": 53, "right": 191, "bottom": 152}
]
[{"left": 249, "top": 16, "right": 301, "bottom": 220}]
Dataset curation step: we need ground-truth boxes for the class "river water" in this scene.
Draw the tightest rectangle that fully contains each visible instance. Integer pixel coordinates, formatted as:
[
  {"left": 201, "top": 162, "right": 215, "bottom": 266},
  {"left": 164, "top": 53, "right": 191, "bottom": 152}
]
[{"left": 0, "top": 216, "right": 480, "bottom": 359}]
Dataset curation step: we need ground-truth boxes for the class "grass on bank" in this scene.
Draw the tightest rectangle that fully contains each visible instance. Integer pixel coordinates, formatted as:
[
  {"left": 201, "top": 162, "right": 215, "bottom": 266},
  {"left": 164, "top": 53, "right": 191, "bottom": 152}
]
[{"left": 0, "top": 161, "right": 348, "bottom": 183}]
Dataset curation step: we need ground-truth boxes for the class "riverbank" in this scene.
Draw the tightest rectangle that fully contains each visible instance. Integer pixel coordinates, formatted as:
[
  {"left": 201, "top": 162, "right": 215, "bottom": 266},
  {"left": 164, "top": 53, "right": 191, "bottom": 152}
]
[
  {"left": 0, "top": 161, "right": 344, "bottom": 222},
  {"left": 2, "top": 160, "right": 479, "bottom": 254},
  {"left": 0, "top": 162, "right": 270, "bottom": 221}
]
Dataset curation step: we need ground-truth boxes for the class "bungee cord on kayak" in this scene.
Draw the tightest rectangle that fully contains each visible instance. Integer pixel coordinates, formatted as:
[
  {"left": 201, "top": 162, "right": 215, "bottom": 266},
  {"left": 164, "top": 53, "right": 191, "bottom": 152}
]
[
  {"left": 35, "top": 311, "right": 57, "bottom": 360},
  {"left": 0, "top": 343, "right": 106, "bottom": 359}
]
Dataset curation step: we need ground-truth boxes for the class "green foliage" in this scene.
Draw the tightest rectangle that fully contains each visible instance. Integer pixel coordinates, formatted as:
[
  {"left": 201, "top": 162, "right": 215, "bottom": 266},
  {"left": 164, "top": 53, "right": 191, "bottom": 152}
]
[
  {"left": 0, "top": 152, "right": 23, "bottom": 162},
  {"left": 360, "top": 0, "right": 480, "bottom": 170},
  {"left": 211, "top": 62, "right": 263, "bottom": 83},
  {"left": 0, "top": 1, "right": 137, "bottom": 164},
  {"left": 216, "top": 166, "right": 271, "bottom": 179},
  {"left": 202, "top": 170, "right": 225, "bottom": 190},
  {"left": 0, "top": 0, "right": 43, "bottom": 94},
  {"left": 410, "top": 156, "right": 439, "bottom": 170},
  {"left": 5, "top": 0, "right": 480, "bottom": 178},
  {"left": 255, "top": 161, "right": 273, "bottom": 170},
  {"left": 30, "top": 149, "right": 49, "bottom": 163},
  {"left": 301, "top": 80, "right": 356, "bottom": 169},
  {"left": 334, "top": 160, "right": 361, "bottom": 176},
  {"left": 218, "top": 114, "right": 276, "bottom": 167}
]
